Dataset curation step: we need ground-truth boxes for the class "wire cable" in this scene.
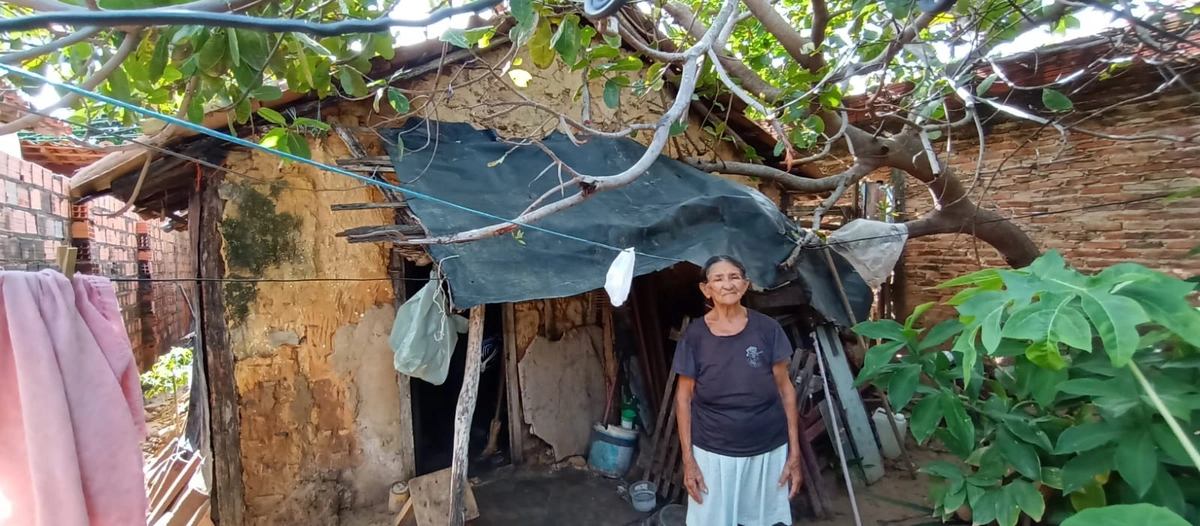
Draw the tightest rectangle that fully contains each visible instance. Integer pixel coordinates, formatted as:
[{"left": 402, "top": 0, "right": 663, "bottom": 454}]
[
  {"left": 0, "top": 62, "right": 685, "bottom": 264},
  {"left": 0, "top": 0, "right": 506, "bottom": 36}
]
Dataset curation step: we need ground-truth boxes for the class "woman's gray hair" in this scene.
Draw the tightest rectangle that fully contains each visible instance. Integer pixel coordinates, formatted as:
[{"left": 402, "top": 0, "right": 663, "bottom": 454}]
[{"left": 701, "top": 255, "right": 747, "bottom": 282}]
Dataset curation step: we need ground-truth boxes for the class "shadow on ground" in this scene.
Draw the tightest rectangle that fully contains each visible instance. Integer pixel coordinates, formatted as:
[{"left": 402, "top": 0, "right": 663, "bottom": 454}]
[{"left": 472, "top": 467, "right": 649, "bottom": 526}]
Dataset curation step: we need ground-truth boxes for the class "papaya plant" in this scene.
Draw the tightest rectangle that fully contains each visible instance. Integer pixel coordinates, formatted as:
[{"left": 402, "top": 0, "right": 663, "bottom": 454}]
[{"left": 854, "top": 251, "right": 1200, "bottom": 525}]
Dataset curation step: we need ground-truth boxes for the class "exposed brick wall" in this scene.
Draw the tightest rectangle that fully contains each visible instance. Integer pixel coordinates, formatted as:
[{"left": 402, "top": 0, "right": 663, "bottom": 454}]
[
  {"left": 0, "top": 150, "right": 194, "bottom": 369},
  {"left": 807, "top": 67, "right": 1200, "bottom": 323}
]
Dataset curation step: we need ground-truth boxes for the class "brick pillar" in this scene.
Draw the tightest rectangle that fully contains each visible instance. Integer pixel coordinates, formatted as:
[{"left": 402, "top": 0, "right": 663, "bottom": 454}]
[
  {"left": 136, "top": 222, "right": 157, "bottom": 372},
  {"left": 69, "top": 203, "right": 94, "bottom": 275}
]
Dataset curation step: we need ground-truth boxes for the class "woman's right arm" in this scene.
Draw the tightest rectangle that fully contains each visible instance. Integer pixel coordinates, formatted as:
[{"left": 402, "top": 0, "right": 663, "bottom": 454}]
[{"left": 676, "top": 376, "right": 707, "bottom": 503}]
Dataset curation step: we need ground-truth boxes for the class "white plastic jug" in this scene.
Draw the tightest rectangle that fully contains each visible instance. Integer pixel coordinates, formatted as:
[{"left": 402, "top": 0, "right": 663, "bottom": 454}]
[{"left": 872, "top": 408, "right": 908, "bottom": 460}]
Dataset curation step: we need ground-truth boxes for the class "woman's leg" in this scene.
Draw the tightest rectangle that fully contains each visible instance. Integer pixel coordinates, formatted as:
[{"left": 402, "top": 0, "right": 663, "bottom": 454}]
[
  {"left": 734, "top": 444, "right": 793, "bottom": 526},
  {"left": 685, "top": 446, "right": 739, "bottom": 526}
]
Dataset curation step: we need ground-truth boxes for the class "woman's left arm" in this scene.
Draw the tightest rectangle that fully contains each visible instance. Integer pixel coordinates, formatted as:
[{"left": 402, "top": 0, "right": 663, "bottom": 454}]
[{"left": 772, "top": 361, "right": 803, "bottom": 498}]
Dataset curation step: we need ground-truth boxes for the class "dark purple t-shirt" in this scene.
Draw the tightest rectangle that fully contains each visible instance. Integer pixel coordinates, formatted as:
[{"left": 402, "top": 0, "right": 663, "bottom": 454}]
[{"left": 671, "top": 310, "right": 793, "bottom": 457}]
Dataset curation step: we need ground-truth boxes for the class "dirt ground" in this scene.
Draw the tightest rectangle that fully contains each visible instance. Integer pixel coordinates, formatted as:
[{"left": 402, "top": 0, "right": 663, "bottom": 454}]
[{"left": 340, "top": 440, "right": 948, "bottom": 526}]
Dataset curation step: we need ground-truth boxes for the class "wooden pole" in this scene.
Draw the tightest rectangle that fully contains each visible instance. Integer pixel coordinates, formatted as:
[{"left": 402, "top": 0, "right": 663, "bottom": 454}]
[{"left": 450, "top": 305, "right": 486, "bottom": 526}]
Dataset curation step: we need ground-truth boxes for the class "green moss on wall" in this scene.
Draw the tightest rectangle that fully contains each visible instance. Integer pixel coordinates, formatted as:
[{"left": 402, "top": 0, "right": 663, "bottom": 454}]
[{"left": 219, "top": 183, "right": 303, "bottom": 325}]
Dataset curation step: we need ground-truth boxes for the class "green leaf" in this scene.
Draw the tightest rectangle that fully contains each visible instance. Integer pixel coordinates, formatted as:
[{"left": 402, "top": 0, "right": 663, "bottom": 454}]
[
  {"left": 257, "top": 107, "right": 287, "bottom": 125},
  {"left": 853, "top": 319, "right": 906, "bottom": 341},
  {"left": 589, "top": 45, "right": 621, "bottom": 60},
  {"left": 669, "top": 119, "right": 687, "bottom": 137},
  {"left": 149, "top": 28, "right": 175, "bottom": 83},
  {"left": 1042, "top": 88, "right": 1074, "bottom": 111},
  {"left": 957, "top": 290, "right": 1008, "bottom": 353},
  {"left": 942, "top": 485, "right": 967, "bottom": 515},
  {"left": 858, "top": 340, "right": 906, "bottom": 381},
  {"left": 250, "top": 85, "right": 284, "bottom": 101},
  {"left": 917, "top": 320, "right": 964, "bottom": 351},
  {"left": 1146, "top": 465, "right": 1186, "bottom": 515},
  {"left": 440, "top": 28, "right": 472, "bottom": 48},
  {"left": 1061, "top": 447, "right": 1115, "bottom": 494},
  {"left": 1056, "top": 422, "right": 1122, "bottom": 454},
  {"left": 1070, "top": 481, "right": 1107, "bottom": 511},
  {"left": 920, "top": 461, "right": 964, "bottom": 481},
  {"left": 1002, "top": 294, "right": 1093, "bottom": 352},
  {"left": 603, "top": 78, "right": 620, "bottom": 109},
  {"left": 939, "top": 388, "right": 974, "bottom": 455},
  {"left": 1008, "top": 480, "right": 1045, "bottom": 522},
  {"left": 509, "top": 0, "right": 536, "bottom": 36},
  {"left": 1041, "top": 466, "right": 1064, "bottom": 489},
  {"left": 910, "top": 392, "right": 944, "bottom": 444},
  {"left": 939, "top": 268, "right": 1002, "bottom": 289},
  {"left": 1014, "top": 357, "right": 1066, "bottom": 408},
  {"left": 529, "top": 18, "right": 555, "bottom": 69},
  {"left": 293, "top": 117, "right": 330, "bottom": 131},
  {"left": 1080, "top": 291, "right": 1147, "bottom": 366},
  {"left": 953, "top": 325, "right": 980, "bottom": 388},
  {"left": 338, "top": 67, "right": 368, "bottom": 98},
  {"left": 969, "top": 487, "right": 1001, "bottom": 525},
  {"left": 1114, "top": 277, "right": 1200, "bottom": 348},
  {"left": 106, "top": 67, "right": 132, "bottom": 102},
  {"left": 1116, "top": 429, "right": 1157, "bottom": 497},
  {"left": 608, "top": 56, "right": 643, "bottom": 71},
  {"left": 285, "top": 131, "right": 310, "bottom": 160},
  {"left": 889, "top": 364, "right": 922, "bottom": 409},
  {"left": 234, "top": 98, "right": 252, "bottom": 124},
  {"left": 227, "top": 28, "right": 241, "bottom": 67},
  {"left": 552, "top": 15, "right": 582, "bottom": 66},
  {"left": 373, "top": 32, "right": 396, "bottom": 60},
  {"left": 197, "top": 32, "right": 227, "bottom": 76},
  {"left": 996, "top": 426, "right": 1042, "bottom": 480},
  {"left": 186, "top": 96, "right": 204, "bottom": 124},
  {"left": 976, "top": 73, "right": 999, "bottom": 96},
  {"left": 995, "top": 486, "right": 1021, "bottom": 526},
  {"left": 1025, "top": 341, "right": 1067, "bottom": 370},
  {"left": 259, "top": 127, "right": 287, "bottom": 149},
  {"left": 387, "top": 88, "right": 410, "bottom": 114},
  {"left": 1060, "top": 504, "right": 1191, "bottom": 526},
  {"left": 236, "top": 30, "right": 271, "bottom": 70}
]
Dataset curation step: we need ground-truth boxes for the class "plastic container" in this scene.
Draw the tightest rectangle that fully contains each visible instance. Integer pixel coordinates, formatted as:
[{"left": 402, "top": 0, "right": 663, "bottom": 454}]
[
  {"left": 630, "top": 480, "right": 657, "bottom": 513},
  {"left": 872, "top": 408, "right": 908, "bottom": 460},
  {"left": 656, "top": 504, "right": 686, "bottom": 526},
  {"left": 387, "top": 482, "right": 409, "bottom": 513},
  {"left": 620, "top": 409, "right": 637, "bottom": 429},
  {"left": 587, "top": 423, "right": 638, "bottom": 478}
]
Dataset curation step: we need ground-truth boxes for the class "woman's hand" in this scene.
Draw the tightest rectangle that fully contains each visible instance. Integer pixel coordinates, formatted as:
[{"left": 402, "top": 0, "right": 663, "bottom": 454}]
[
  {"left": 779, "top": 454, "right": 803, "bottom": 499},
  {"left": 683, "top": 459, "right": 708, "bottom": 504}
]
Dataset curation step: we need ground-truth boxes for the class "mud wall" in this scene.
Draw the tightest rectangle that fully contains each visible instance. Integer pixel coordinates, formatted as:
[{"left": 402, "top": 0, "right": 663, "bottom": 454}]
[{"left": 215, "top": 101, "right": 406, "bottom": 524}]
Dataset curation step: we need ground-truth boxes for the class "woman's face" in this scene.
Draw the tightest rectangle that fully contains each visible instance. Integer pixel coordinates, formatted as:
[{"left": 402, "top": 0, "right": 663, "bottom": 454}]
[{"left": 700, "top": 261, "right": 749, "bottom": 307}]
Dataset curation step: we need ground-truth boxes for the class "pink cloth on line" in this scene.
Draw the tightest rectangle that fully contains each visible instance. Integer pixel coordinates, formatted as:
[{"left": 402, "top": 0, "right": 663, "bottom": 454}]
[{"left": 0, "top": 270, "right": 148, "bottom": 526}]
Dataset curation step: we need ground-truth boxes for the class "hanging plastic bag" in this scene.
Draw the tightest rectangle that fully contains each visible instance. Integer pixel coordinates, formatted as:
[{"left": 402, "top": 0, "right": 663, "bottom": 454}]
[
  {"left": 827, "top": 219, "right": 909, "bottom": 289},
  {"left": 389, "top": 280, "right": 468, "bottom": 385},
  {"left": 604, "top": 248, "right": 636, "bottom": 307}
]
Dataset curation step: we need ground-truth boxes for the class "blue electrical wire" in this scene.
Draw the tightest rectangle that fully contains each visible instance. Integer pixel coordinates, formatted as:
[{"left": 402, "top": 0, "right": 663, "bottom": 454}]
[{"left": 0, "top": 63, "right": 684, "bottom": 263}]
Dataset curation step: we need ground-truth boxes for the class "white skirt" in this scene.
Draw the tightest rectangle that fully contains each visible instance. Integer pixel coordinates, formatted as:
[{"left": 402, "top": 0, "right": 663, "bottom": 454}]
[{"left": 685, "top": 444, "right": 793, "bottom": 526}]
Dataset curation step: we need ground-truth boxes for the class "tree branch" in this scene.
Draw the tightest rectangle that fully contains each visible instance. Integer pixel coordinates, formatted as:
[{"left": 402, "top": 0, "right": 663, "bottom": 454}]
[
  {"left": 0, "top": 26, "right": 101, "bottom": 64},
  {"left": 663, "top": 2, "right": 784, "bottom": 102},
  {"left": 0, "top": 28, "right": 142, "bottom": 136},
  {"left": 738, "top": 0, "right": 822, "bottom": 71},
  {"left": 685, "top": 159, "right": 848, "bottom": 192},
  {"left": 400, "top": 0, "right": 741, "bottom": 245}
]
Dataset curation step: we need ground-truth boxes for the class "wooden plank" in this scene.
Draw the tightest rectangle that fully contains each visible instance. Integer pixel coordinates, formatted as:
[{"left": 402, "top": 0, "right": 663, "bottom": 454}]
[
  {"left": 333, "top": 125, "right": 371, "bottom": 159},
  {"left": 335, "top": 156, "right": 392, "bottom": 167},
  {"left": 502, "top": 303, "right": 525, "bottom": 465},
  {"left": 336, "top": 224, "right": 425, "bottom": 238},
  {"left": 199, "top": 172, "right": 246, "bottom": 526},
  {"left": 162, "top": 485, "right": 208, "bottom": 526},
  {"left": 815, "top": 326, "right": 885, "bottom": 484},
  {"left": 331, "top": 202, "right": 410, "bottom": 211},
  {"left": 449, "top": 305, "right": 486, "bottom": 526},
  {"left": 391, "top": 250, "right": 417, "bottom": 483},
  {"left": 408, "top": 468, "right": 480, "bottom": 526},
  {"left": 392, "top": 498, "right": 415, "bottom": 526},
  {"left": 150, "top": 455, "right": 201, "bottom": 523}
]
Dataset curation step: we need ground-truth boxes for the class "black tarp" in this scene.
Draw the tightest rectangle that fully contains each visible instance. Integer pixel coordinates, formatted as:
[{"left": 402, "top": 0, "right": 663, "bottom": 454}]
[{"left": 381, "top": 120, "right": 871, "bottom": 326}]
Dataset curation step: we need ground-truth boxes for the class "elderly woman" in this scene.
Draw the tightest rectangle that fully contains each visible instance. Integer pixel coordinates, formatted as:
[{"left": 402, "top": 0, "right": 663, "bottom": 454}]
[{"left": 671, "top": 255, "right": 802, "bottom": 526}]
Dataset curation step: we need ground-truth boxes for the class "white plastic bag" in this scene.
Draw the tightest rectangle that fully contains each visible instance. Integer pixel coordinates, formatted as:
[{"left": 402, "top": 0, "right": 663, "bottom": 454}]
[
  {"left": 389, "top": 280, "right": 468, "bottom": 385},
  {"left": 827, "top": 219, "right": 909, "bottom": 289},
  {"left": 604, "top": 248, "right": 636, "bottom": 307}
]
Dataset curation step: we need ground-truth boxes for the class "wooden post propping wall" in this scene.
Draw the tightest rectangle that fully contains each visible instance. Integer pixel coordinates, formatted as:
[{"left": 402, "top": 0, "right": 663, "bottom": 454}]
[
  {"left": 450, "top": 305, "right": 486, "bottom": 526},
  {"left": 197, "top": 170, "right": 246, "bottom": 525}
]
